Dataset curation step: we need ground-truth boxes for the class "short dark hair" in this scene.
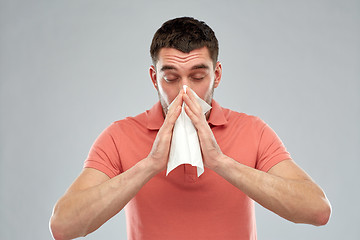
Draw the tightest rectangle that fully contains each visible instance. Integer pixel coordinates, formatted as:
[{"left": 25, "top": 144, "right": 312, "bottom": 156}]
[{"left": 150, "top": 17, "right": 219, "bottom": 66}]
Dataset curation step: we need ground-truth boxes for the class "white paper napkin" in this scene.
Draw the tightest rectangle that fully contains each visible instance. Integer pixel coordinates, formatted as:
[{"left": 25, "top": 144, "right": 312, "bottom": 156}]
[{"left": 166, "top": 85, "right": 212, "bottom": 177}]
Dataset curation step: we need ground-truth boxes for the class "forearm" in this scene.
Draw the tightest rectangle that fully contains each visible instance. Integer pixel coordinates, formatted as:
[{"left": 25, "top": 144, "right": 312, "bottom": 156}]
[
  {"left": 50, "top": 158, "right": 158, "bottom": 239},
  {"left": 213, "top": 155, "right": 331, "bottom": 225}
]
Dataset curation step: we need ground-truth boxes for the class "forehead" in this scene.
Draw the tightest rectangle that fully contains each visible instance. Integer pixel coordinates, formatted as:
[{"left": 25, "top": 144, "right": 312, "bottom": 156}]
[{"left": 157, "top": 47, "right": 213, "bottom": 69}]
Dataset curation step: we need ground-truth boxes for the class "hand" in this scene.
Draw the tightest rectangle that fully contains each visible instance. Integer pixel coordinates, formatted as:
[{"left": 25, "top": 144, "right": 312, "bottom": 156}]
[
  {"left": 147, "top": 90, "right": 183, "bottom": 174},
  {"left": 183, "top": 89, "right": 224, "bottom": 171}
]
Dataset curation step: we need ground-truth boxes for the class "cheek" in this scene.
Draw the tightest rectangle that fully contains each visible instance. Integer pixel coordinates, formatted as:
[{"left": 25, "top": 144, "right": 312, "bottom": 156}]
[
  {"left": 192, "top": 80, "right": 214, "bottom": 100},
  {"left": 157, "top": 82, "right": 179, "bottom": 105}
]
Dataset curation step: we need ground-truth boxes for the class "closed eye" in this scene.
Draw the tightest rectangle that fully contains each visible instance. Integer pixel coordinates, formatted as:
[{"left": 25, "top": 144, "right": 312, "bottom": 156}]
[
  {"left": 191, "top": 73, "right": 207, "bottom": 81},
  {"left": 164, "top": 75, "right": 179, "bottom": 82}
]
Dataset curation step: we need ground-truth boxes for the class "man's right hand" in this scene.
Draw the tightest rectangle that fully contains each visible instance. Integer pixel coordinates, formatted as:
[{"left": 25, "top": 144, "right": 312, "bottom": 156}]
[
  {"left": 50, "top": 91, "right": 184, "bottom": 240},
  {"left": 146, "top": 90, "right": 183, "bottom": 174}
]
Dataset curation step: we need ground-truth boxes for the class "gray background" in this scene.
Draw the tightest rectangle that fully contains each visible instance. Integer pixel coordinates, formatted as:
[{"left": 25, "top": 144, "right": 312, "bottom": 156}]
[{"left": 0, "top": 0, "right": 359, "bottom": 239}]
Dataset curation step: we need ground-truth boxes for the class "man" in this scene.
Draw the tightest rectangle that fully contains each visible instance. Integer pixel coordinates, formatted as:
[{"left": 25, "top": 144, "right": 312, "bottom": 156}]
[{"left": 50, "top": 17, "right": 331, "bottom": 240}]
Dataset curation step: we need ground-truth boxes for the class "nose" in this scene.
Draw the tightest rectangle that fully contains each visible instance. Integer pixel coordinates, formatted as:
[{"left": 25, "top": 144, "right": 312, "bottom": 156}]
[{"left": 178, "top": 78, "right": 191, "bottom": 91}]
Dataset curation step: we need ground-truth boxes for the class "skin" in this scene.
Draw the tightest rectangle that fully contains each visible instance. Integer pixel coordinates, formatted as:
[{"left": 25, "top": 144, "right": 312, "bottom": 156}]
[
  {"left": 150, "top": 47, "right": 222, "bottom": 117},
  {"left": 49, "top": 47, "right": 331, "bottom": 240}
]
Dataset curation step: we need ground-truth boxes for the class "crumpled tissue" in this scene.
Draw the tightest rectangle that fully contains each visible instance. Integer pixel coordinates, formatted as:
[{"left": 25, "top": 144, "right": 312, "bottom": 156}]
[{"left": 166, "top": 85, "right": 212, "bottom": 177}]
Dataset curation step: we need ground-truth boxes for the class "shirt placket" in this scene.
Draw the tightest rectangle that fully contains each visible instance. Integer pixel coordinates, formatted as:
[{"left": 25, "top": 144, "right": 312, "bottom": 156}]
[{"left": 184, "top": 164, "right": 198, "bottom": 183}]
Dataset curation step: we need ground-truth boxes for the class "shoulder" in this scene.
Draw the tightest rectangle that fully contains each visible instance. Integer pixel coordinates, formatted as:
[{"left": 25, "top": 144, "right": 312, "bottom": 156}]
[
  {"left": 222, "top": 106, "right": 266, "bottom": 130},
  {"left": 116, "top": 112, "right": 148, "bottom": 130},
  {"left": 210, "top": 100, "right": 265, "bottom": 129},
  {"left": 101, "top": 110, "right": 149, "bottom": 138}
]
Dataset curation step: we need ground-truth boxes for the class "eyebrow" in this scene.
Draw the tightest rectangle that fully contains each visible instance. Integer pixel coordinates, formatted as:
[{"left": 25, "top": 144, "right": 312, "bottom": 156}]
[
  {"left": 191, "top": 64, "right": 209, "bottom": 70},
  {"left": 160, "top": 65, "right": 177, "bottom": 71},
  {"left": 160, "top": 64, "right": 209, "bottom": 72}
]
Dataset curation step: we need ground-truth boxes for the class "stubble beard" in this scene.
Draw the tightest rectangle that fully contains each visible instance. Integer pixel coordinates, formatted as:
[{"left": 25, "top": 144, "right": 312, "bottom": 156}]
[{"left": 157, "top": 82, "right": 215, "bottom": 118}]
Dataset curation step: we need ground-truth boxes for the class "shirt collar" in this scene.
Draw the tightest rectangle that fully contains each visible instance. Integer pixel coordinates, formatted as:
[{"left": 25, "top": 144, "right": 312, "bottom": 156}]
[
  {"left": 146, "top": 102, "right": 165, "bottom": 130},
  {"left": 207, "top": 99, "right": 228, "bottom": 126},
  {"left": 146, "top": 99, "right": 228, "bottom": 130}
]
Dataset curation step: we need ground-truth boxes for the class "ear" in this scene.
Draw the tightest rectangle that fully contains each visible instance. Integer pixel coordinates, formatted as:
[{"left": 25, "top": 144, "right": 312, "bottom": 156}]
[
  {"left": 149, "top": 65, "right": 158, "bottom": 90},
  {"left": 213, "top": 61, "right": 222, "bottom": 88}
]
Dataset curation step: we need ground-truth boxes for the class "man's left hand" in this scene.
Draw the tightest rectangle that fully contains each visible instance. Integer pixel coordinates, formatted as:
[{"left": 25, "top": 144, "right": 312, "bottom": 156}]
[{"left": 182, "top": 89, "right": 224, "bottom": 171}]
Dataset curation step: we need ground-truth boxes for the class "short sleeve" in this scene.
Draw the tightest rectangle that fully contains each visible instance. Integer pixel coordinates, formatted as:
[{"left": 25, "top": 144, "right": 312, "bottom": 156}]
[
  {"left": 84, "top": 124, "right": 123, "bottom": 178},
  {"left": 256, "top": 122, "right": 291, "bottom": 172}
]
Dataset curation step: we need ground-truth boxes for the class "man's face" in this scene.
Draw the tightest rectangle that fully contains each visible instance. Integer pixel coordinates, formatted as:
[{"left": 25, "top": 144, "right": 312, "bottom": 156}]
[{"left": 150, "top": 47, "right": 222, "bottom": 115}]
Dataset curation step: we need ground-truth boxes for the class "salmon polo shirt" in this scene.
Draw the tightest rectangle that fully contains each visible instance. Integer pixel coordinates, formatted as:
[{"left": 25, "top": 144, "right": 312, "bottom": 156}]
[{"left": 84, "top": 100, "right": 291, "bottom": 240}]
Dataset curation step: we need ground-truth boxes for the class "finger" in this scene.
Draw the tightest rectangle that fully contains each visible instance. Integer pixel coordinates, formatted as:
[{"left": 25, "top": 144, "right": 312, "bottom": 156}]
[
  {"left": 167, "top": 89, "right": 184, "bottom": 114},
  {"left": 162, "top": 91, "right": 183, "bottom": 131},
  {"left": 184, "top": 104, "right": 208, "bottom": 131},
  {"left": 184, "top": 104, "right": 196, "bottom": 121},
  {"left": 183, "top": 90, "right": 201, "bottom": 115},
  {"left": 159, "top": 105, "right": 181, "bottom": 136},
  {"left": 185, "top": 88, "right": 197, "bottom": 102},
  {"left": 167, "top": 105, "right": 181, "bottom": 125}
]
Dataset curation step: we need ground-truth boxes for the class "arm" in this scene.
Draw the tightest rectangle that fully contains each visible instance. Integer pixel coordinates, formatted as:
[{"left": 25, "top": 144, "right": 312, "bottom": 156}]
[
  {"left": 214, "top": 157, "right": 331, "bottom": 225},
  {"left": 50, "top": 161, "right": 157, "bottom": 240},
  {"left": 183, "top": 90, "right": 331, "bottom": 226},
  {"left": 50, "top": 93, "right": 183, "bottom": 240}
]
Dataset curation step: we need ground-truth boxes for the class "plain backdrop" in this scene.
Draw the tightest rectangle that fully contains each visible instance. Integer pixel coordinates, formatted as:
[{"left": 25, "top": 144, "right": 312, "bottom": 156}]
[{"left": 1, "top": 0, "right": 359, "bottom": 239}]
